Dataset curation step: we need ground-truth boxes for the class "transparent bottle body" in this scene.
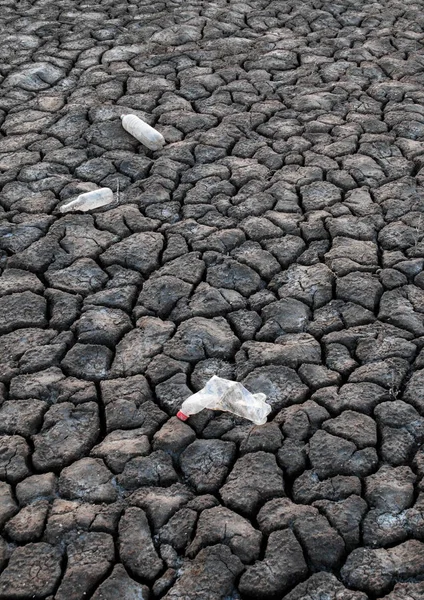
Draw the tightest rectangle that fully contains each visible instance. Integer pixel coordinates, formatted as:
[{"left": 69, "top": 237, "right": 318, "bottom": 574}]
[
  {"left": 60, "top": 188, "right": 114, "bottom": 213},
  {"left": 177, "top": 376, "right": 271, "bottom": 425},
  {"left": 121, "top": 114, "right": 165, "bottom": 150}
]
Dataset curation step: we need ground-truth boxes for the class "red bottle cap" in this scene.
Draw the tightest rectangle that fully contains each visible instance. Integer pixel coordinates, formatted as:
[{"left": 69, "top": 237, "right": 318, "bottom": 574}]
[{"left": 176, "top": 411, "right": 188, "bottom": 421}]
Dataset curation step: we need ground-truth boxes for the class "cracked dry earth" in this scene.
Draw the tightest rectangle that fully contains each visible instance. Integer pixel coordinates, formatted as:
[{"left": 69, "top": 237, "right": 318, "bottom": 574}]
[{"left": 3, "top": 1, "right": 424, "bottom": 600}]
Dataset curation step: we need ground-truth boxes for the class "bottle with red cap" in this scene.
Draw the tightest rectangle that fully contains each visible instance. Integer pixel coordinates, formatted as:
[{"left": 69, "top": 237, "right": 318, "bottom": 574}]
[{"left": 177, "top": 376, "right": 271, "bottom": 425}]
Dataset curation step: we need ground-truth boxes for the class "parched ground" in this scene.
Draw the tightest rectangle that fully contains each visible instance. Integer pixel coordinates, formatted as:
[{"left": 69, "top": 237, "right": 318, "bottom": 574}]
[{"left": 1, "top": 0, "right": 424, "bottom": 598}]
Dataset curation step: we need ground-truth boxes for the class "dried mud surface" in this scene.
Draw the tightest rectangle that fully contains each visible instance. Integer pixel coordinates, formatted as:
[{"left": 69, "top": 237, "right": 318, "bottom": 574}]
[{"left": 1, "top": 0, "right": 424, "bottom": 599}]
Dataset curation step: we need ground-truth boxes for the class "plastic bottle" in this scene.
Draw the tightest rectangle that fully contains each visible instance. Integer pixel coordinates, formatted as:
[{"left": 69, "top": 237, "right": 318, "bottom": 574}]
[
  {"left": 177, "top": 375, "right": 271, "bottom": 425},
  {"left": 121, "top": 114, "right": 165, "bottom": 150},
  {"left": 59, "top": 188, "right": 114, "bottom": 213}
]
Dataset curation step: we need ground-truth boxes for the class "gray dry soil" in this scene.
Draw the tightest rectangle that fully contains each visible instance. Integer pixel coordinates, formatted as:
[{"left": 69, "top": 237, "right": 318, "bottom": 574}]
[{"left": 1, "top": 0, "right": 424, "bottom": 599}]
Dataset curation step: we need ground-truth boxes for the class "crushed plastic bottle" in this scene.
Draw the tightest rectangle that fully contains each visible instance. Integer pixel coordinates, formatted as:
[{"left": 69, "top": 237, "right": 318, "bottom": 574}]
[
  {"left": 59, "top": 188, "right": 114, "bottom": 213},
  {"left": 121, "top": 114, "right": 165, "bottom": 150},
  {"left": 177, "top": 375, "right": 271, "bottom": 425}
]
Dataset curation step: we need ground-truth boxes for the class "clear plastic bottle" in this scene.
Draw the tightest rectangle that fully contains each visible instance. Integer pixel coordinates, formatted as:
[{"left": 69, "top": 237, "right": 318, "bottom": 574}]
[
  {"left": 59, "top": 188, "right": 114, "bottom": 213},
  {"left": 121, "top": 114, "right": 165, "bottom": 150},
  {"left": 177, "top": 375, "right": 271, "bottom": 425}
]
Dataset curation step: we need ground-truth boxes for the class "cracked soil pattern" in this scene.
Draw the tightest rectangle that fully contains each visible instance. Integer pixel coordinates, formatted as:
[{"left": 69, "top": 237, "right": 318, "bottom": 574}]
[{"left": 1, "top": 0, "right": 424, "bottom": 598}]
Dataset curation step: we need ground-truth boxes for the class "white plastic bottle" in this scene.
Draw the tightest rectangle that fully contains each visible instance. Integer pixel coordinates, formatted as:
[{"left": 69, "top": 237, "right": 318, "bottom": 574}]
[
  {"left": 177, "top": 376, "right": 271, "bottom": 425},
  {"left": 59, "top": 187, "right": 114, "bottom": 213},
  {"left": 121, "top": 114, "right": 165, "bottom": 150}
]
